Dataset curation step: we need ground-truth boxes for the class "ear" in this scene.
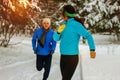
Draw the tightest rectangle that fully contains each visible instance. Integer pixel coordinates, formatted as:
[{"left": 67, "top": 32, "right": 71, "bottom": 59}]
[{"left": 64, "top": 16, "right": 68, "bottom": 21}]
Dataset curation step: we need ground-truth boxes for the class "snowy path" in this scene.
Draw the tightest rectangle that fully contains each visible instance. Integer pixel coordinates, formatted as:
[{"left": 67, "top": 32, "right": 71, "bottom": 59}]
[
  {"left": 0, "top": 59, "right": 36, "bottom": 80},
  {"left": 0, "top": 34, "right": 120, "bottom": 80},
  {"left": 0, "top": 45, "right": 120, "bottom": 80},
  {"left": 80, "top": 45, "right": 120, "bottom": 80},
  {"left": 0, "top": 53, "right": 80, "bottom": 80}
]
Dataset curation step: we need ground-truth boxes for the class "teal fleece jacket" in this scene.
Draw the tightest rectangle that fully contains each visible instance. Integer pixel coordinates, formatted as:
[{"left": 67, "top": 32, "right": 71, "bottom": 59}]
[{"left": 53, "top": 18, "right": 95, "bottom": 55}]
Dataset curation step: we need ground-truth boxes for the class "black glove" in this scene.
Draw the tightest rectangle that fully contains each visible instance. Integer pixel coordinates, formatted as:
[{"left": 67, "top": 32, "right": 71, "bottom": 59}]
[
  {"left": 50, "top": 50, "right": 54, "bottom": 55},
  {"left": 34, "top": 50, "right": 37, "bottom": 54}
]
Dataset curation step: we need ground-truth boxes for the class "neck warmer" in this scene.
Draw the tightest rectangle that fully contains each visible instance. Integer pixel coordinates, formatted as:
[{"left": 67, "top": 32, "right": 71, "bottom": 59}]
[{"left": 38, "top": 28, "right": 50, "bottom": 48}]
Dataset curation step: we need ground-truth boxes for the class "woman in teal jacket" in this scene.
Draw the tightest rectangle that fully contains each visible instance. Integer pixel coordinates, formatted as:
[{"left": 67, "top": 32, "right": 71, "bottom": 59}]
[
  {"left": 32, "top": 18, "right": 56, "bottom": 80},
  {"left": 53, "top": 5, "right": 96, "bottom": 80}
]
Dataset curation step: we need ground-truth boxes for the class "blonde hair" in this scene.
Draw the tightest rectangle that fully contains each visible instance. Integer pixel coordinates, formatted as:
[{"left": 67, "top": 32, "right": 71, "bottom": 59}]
[{"left": 42, "top": 18, "right": 51, "bottom": 25}]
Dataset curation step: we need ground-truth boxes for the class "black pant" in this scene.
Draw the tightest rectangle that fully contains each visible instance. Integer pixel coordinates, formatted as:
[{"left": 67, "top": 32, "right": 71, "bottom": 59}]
[
  {"left": 60, "top": 55, "right": 79, "bottom": 80},
  {"left": 36, "top": 54, "right": 52, "bottom": 80}
]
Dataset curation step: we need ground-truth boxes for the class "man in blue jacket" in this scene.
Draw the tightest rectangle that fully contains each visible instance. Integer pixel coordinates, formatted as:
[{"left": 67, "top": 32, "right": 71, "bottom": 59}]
[
  {"left": 32, "top": 18, "right": 56, "bottom": 80},
  {"left": 53, "top": 5, "right": 96, "bottom": 80}
]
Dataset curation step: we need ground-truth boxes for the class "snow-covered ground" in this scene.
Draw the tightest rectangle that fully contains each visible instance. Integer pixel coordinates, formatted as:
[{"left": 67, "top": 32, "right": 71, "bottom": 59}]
[{"left": 0, "top": 34, "right": 120, "bottom": 80}]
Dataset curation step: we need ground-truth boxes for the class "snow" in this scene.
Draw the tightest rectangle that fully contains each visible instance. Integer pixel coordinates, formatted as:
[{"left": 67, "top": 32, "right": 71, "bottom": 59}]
[
  {"left": 0, "top": 34, "right": 120, "bottom": 80},
  {"left": 84, "top": 0, "right": 97, "bottom": 12},
  {"left": 112, "top": 16, "right": 119, "bottom": 23},
  {"left": 98, "top": 1, "right": 108, "bottom": 14}
]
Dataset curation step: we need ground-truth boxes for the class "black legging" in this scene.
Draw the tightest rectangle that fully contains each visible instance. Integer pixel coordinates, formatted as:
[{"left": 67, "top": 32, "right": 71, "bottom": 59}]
[
  {"left": 36, "top": 54, "right": 52, "bottom": 80},
  {"left": 60, "top": 55, "right": 79, "bottom": 80}
]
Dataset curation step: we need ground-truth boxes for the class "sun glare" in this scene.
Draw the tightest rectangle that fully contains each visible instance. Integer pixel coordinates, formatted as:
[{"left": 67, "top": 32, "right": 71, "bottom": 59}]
[
  {"left": 19, "top": 0, "right": 30, "bottom": 9},
  {"left": 3, "top": 0, "right": 15, "bottom": 11},
  {"left": 3, "top": 0, "right": 30, "bottom": 12}
]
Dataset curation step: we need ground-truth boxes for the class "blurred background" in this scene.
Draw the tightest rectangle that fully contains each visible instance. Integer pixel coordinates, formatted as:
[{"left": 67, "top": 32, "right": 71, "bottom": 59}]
[
  {"left": 0, "top": 0, "right": 120, "bottom": 47},
  {"left": 0, "top": 0, "right": 120, "bottom": 80}
]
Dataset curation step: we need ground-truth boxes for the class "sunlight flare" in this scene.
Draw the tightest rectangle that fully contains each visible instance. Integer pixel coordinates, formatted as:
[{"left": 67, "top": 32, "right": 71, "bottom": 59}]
[
  {"left": 19, "top": 0, "right": 30, "bottom": 9},
  {"left": 3, "top": 0, "right": 15, "bottom": 11}
]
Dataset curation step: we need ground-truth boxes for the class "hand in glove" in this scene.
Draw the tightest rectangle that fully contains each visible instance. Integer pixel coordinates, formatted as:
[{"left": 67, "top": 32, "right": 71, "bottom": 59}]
[
  {"left": 50, "top": 50, "right": 54, "bottom": 55},
  {"left": 34, "top": 50, "right": 37, "bottom": 54},
  {"left": 57, "top": 24, "right": 66, "bottom": 34},
  {"left": 90, "top": 51, "right": 96, "bottom": 59}
]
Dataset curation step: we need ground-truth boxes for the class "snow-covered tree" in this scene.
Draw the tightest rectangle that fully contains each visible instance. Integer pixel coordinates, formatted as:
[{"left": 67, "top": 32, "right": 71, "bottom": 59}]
[
  {"left": 69, "top": 0, "right": 120, "bottom": 40},
  {"left": 54, "top": 0, "right": 120, "bottom": 40},
  {"left": 0, "top": 0, "right": 120, "bottom": 47},
  {"left": 0, "top": 0, "right": 59, "bottom": 47}
]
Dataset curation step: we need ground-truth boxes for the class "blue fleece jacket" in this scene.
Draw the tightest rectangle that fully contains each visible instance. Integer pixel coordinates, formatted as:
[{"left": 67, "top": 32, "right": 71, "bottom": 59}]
[
  {"left": 53, "top": 18, "right": 95, "bottom": 55},
  {"left": 32, "top": 28, "right": 56, "bottom": 55}
]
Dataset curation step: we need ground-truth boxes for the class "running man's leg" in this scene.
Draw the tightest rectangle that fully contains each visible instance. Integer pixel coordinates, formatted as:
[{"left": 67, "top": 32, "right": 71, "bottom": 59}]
[
  {"left": 43, "top": 55, "right": 52, "bottom": 80},
  {"left": 36, "top": 55, "right": 44, "bottom": 71}
]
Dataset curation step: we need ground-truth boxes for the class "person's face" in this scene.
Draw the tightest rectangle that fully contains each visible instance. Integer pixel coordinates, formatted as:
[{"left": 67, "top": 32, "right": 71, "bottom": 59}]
[{"left": 42, "top": 21, "right": 50, "bottom": 29}]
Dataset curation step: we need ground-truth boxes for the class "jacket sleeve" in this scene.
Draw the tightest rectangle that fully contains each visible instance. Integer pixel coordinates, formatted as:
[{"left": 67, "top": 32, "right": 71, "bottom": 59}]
[
  {"left": 32, "top": 29, "right": 38, "bottom": 51},
  {"left": 76, "top": 23, "right": 96, "bottom": 50},
  {"left": 51, "top": 37, "right": 57, "bottom": 51},
  {"left": 53, "top": 21, "right": 67, "bottom": 41},
  {"left": 53, "top": 32, "right": 61, "bottom": 41}
]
